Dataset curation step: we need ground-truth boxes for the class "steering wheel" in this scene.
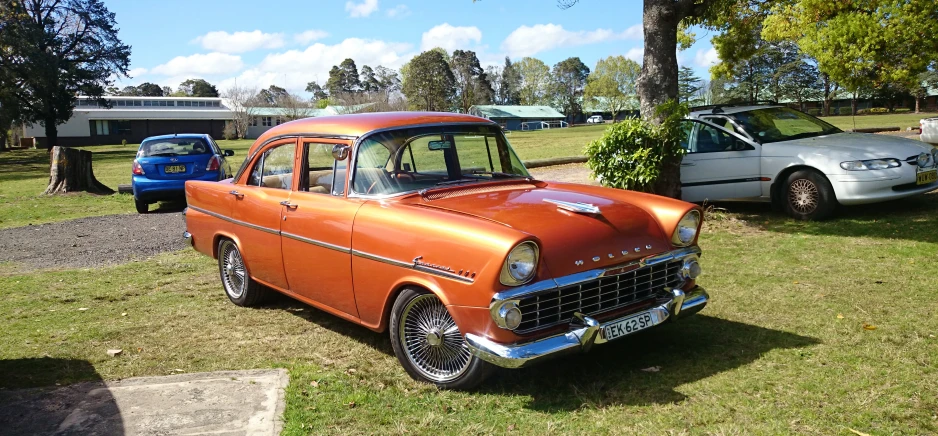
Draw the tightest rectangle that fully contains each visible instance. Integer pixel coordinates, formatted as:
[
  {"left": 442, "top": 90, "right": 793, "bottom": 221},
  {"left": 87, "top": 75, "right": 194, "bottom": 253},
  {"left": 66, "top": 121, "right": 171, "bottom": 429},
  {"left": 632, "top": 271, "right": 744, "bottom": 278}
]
[{"left": 365, "top": 180, "right": 379, "bottom": 195}]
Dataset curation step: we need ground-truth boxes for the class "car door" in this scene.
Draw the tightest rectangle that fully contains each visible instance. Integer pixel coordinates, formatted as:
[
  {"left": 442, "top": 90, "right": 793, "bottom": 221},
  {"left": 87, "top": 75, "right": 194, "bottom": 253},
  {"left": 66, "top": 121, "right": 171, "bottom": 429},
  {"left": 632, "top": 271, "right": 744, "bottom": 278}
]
[
  {"left": 279, "top": 140, "right": 364, "bottom": 319},
  {"left": 680, "top": 119, "right": 762, "bottom": 202},
  {"left": 230, "top": 138, "right": 297, "bottom": 290}
]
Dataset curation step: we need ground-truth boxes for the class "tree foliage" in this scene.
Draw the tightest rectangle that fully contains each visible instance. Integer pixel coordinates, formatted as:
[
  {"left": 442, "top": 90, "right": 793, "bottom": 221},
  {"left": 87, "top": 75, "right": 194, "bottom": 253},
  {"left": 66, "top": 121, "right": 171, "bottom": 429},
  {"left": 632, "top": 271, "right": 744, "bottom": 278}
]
[
  {"left": 136, "top": 82, "right": 163, "bottom": 96},
  {"left": 326, "top": 58, "right": 362, "bottom": 95},
  {"left": 0, "top": 0, "right": 131, "bottom": 149},
  {"left": 451, "top": 49, "right": 494, "bottom": 113},
  {"left": 256, "top": 85, "right": 289, "bottom": 106},
  {"left": 584, "top": 55, "right": 640, "bottom": 120},
  {"left": 499, "top": 57, "right": 522, "bottom": 105},
  {"left": 402, "top": 50, "right": 455, "bottom": 111},
  {"left": 550, "top": 57, "right": 590, "bottom": 120},
  {"left": 176, "top": 78, "right": 219, "bottom": 97},
  {"left": 516, "top": 57, "right": 551, "bottom": 106},
  {"left": 677, "top": 66, "right": 701, "bottom": 105}
]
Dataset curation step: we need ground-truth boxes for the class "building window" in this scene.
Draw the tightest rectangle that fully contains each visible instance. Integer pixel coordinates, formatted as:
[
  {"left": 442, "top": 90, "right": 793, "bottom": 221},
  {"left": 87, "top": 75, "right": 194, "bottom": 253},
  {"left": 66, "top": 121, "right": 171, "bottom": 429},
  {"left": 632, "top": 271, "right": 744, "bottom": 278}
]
[
  {"left": 143, "top": 101, "right": 152, "bottom": 106},
  {"left": 262, "top": 117, "right": 273, "bottom": 127},
  {"left": 114, "top": 120, "right": 131, "bottom": 134},
  {"left": 95, "top": 120, "right": 110, "bottom": 135},
  {"left": 276, "top": 117, "right": 283, "bottom": 126}
]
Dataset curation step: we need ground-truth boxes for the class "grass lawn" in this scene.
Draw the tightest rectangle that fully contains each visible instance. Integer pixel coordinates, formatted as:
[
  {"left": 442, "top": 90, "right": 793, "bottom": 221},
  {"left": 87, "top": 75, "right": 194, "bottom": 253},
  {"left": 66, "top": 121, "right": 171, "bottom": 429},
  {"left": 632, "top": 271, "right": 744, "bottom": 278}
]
[
  {"left": 819, "top": 112, "right": 935, "bottom": 131},
  {"left": 2, "top": 193, "right": 937, "bottom": 434}
]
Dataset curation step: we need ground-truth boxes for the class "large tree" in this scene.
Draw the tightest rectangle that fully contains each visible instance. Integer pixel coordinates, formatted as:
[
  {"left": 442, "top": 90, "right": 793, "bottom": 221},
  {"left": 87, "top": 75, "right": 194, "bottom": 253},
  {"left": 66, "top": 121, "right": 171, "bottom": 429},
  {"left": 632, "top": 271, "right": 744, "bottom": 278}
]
[
  {"left": 677, "top": 66, "right": 701, "bottom": 105},
  {"left": 584, "top": 55, "right": 640, "bottom": 121},
  {"left": 256, "top": 85, "right": 289, "bottom": 107},
  {"left": 0, "top": 0, "right": 131, "bottom": 150},
  {"left": 499, "top": 56, "right": 522, "bottom": 105},
  {"left": 136, "top": 82, "right": 163, "bottom": 96},
  {"left": 326, "top": 58, "right": 363, "bottom": 96},
  {"left": 177, "top": 78, "right": 219, "bottom": 97},
  {"left": 223, "top": 85, "right": 257, "bottom": 139},
  {"left": 402, "top": 50, "right": 455, "bottom": 111},
  {"left": 305, "top": 81, "right": 328, "bottom": 101},
  {"left": 373, "top": 66, "right": 402, "bottom": 104},
  {"left": 516, "top": 57, "right": 551, "bottom": 106},
  {"left": 451, "top": 49, "right": 494, "bottom": 113},
  {"left": 549, "top": 57, "right": 590, "bottom": 122}
]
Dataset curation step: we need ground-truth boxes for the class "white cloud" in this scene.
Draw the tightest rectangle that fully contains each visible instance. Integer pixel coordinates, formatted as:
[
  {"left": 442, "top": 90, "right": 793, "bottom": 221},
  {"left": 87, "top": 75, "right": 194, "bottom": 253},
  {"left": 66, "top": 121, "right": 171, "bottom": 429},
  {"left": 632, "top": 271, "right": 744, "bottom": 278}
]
[
  {"left": 218, "top": 38, "right": 412, "bottom": 93},
  {"left": 345, "top": 0, "right": 378, "bottom": 18},
  {"left": 150, "top": 53, "right": 244, "bottom": 77},
  {"left": 386, "top": 4, "right": 410, "bottom": 18},
  {"left": 420, "top": 23, "right": 483, "bottom": 52},
  {"left": 193, "top": 30, "right": 285, "bottom": 53},
  {"left": 294, "top": 30, "right": 329, "bottom": 45},
  {"left": 694, "top": 47, "right": 719, "bottom": 68},
  {"left": 127, "top": 67, "right": 148, "bottom": 78},
  {"left": 501, "top": 23, "right": 643, "bottom": 57},
  {"left": 625, "top": 47, "right": 643, "bottom": 63}
]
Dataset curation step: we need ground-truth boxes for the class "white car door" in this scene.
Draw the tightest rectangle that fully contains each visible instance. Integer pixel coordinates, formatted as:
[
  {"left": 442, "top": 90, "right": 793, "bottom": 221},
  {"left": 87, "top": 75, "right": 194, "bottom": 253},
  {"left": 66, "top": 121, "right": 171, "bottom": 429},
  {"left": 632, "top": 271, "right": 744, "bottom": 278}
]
[{"left": 680, "top": 119, "right": 762, "bottom": 203}]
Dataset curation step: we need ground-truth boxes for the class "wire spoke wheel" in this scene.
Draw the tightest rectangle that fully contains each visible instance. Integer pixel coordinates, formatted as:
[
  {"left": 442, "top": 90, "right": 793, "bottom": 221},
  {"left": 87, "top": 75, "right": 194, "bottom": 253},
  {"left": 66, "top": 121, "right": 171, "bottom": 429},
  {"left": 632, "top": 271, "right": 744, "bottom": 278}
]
[
  {"left": 399, "top": 294, "right": 472, "bottom": 383},
  {"left": 221, "top": 242, "right": 246, "bottom": 299},
  {"left": 788, "top": 178, "right": 819, "bottom": 214}
]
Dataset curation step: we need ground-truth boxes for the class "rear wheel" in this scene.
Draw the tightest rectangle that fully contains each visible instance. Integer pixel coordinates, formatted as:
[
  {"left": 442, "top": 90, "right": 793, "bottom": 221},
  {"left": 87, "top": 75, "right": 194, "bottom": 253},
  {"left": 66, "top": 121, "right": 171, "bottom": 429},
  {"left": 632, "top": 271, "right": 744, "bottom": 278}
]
[
  {"left": 134, "top": 199, "right": 149, "bottom": 214},
  {"left": 217, "top": 239, "right": 266, "bottom": 306},
  {"left": 782, "top": 170, "right": 836, "bottom": 220},
  {"left": 389, "top": 289, "right": 493, "bottom": 390}
]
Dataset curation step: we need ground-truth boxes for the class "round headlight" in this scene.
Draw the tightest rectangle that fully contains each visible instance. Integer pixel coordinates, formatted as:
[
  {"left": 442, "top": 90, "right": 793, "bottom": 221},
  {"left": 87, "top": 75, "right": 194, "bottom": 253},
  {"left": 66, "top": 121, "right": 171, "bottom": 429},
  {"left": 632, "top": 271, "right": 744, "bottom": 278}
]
[
  {"left": 681, "top": 256, "right": 702, "bottom": 280},
  {"left": 916, "top": 152, "right": 929, "bottom": 168},
  {"left": 672, "top": 210, "right": 701, "bottom": 246},
  {"left": 500, "top": 241, "right": 539, "bottom": 286},
  {"left": 491, "top": 300, "right": 523, "bottom": 330}
]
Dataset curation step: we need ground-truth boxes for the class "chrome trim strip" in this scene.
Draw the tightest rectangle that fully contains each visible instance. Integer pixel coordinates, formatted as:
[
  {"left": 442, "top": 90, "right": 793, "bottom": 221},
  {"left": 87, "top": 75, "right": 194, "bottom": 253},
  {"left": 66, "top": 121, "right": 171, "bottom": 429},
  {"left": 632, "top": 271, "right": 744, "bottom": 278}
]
[
  {"left": 543, "top": 198, "right": 601, "bottom": 214},
  {"left": 351, "top": 249, "right": 475, "bottom": 283},
  {"left": 466, "top": 286, "right": 708, "bottom": 369},
  {"left": 233, "top": 133, "right": 358, "bottom": 184},
  {"left": 187, "top": 205, "right": 279, "bottom": 235},
  {"left": 492, "top": 246, "right": 701, "bottom": 301},
  {"left": 281, "top": 231, "right": 351, "bottom": 253}
]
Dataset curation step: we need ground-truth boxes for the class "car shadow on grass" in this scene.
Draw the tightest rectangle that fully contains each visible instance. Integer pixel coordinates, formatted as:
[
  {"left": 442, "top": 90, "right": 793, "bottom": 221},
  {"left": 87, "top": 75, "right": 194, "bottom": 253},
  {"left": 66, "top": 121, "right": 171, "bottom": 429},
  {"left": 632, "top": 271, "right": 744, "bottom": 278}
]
[
  {"left": 0, "top": 357, "right": 125, "bottom": 434},
  {"left": 708, "top": 192, "right": 938, "bottom": 243},
  {"left": 480, "top": 315, "right": 819, "bottom": 410}
]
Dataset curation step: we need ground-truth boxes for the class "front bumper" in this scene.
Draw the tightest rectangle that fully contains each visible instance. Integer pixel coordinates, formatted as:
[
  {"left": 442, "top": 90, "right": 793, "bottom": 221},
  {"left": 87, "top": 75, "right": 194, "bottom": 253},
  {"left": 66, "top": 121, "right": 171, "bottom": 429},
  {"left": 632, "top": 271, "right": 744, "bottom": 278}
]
[{"left": 465, "top": 286, "right": 708, "bottom": 369}]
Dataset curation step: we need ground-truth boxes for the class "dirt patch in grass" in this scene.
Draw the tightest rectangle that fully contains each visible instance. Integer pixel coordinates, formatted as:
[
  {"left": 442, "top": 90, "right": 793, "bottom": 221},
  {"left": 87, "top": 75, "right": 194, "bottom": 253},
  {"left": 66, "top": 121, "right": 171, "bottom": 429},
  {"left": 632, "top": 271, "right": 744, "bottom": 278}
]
[{"left": 0, "top": 210, "right": 187, "bottom": 272}]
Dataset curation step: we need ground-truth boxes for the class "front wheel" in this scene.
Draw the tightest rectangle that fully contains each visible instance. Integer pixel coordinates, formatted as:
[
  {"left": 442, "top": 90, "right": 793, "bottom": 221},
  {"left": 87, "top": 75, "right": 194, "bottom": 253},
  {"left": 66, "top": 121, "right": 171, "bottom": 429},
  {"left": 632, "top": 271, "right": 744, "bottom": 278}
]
[
  {"left": 389, "top": 289, "right": 493, "bottom": 390},
  {"left": 782, "top": 170, "right": 836, "bottom": 220}
]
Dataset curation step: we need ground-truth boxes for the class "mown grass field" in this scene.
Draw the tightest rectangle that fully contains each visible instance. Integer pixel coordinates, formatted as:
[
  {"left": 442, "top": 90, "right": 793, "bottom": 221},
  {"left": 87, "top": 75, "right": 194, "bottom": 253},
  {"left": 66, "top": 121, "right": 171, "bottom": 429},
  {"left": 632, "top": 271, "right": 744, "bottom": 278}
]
[{"left": 2, "top": 193, "right": 937, "bottom": 434}]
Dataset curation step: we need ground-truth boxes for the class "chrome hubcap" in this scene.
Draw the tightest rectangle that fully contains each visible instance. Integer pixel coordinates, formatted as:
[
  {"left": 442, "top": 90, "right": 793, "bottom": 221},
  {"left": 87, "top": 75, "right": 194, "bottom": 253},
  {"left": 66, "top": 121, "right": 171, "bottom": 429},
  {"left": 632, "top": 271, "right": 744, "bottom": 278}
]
[
  {"left": 221, "top": 242, "right": 246, "bottom": 299},
  {"left": 789, "top": 179, "right": 819, "bottom": 214},
  {"left": 399, "top": 294, "right": 472, "bottom": 382}
]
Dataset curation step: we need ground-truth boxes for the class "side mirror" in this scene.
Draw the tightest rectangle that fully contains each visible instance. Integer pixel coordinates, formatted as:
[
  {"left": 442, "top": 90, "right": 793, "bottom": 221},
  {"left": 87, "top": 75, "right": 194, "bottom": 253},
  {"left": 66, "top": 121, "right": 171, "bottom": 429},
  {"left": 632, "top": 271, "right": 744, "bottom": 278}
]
[
  {"left": 224, "top": 149, "right": 235, "bottom": 156},
  {"left": 332, "top": 144, "right": 350, "bottom": 160}
]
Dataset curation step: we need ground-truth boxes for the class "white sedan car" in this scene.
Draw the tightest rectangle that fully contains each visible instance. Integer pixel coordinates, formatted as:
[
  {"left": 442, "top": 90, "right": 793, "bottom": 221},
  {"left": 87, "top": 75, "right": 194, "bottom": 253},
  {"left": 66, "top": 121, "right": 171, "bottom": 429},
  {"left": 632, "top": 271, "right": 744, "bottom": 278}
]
[{"left": 680, "top": 105, "right": 938, "bottom": 220}]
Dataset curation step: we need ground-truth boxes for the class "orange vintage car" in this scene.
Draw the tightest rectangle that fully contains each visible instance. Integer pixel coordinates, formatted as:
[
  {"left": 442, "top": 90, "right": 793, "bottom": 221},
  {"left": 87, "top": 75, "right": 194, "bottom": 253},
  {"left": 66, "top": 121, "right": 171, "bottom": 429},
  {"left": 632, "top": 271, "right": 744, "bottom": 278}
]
[{"left": 184, "top": 112, "right": 707, "bottom": 389}]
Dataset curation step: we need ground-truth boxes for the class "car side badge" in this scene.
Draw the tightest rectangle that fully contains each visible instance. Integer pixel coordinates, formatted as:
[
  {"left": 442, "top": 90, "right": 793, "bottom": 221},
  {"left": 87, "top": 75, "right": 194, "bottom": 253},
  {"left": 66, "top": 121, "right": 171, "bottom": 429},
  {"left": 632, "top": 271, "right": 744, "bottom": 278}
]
[{"left": 543, "top": 199, "right": 601, "bottom": 215}]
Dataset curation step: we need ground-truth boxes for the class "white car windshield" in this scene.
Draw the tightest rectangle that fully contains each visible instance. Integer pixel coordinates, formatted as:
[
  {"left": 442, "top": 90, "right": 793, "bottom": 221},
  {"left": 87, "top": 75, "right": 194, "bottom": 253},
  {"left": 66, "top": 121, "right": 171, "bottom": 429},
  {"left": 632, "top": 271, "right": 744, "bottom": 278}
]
[
  {"left": 731, "top": 107, "right": 842, "bottom": 143},
  {"left": 351, "top": 124, "right": 530, "bottom": 196}
]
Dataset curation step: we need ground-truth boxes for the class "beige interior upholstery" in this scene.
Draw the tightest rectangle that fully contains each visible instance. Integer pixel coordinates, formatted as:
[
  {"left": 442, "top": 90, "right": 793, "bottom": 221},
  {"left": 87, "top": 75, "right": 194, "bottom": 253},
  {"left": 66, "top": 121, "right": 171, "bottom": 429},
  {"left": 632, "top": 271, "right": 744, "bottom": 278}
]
[{"left": 261, "top": 173, "right": 292, "bottom": 189}]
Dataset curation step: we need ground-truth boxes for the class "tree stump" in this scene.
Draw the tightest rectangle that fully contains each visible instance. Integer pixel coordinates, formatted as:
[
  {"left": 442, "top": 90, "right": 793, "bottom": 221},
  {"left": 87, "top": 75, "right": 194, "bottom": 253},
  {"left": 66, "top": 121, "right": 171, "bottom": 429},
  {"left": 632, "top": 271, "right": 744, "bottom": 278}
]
[{"left": 43, "top": 146, "right": 115, "bottom": 195}]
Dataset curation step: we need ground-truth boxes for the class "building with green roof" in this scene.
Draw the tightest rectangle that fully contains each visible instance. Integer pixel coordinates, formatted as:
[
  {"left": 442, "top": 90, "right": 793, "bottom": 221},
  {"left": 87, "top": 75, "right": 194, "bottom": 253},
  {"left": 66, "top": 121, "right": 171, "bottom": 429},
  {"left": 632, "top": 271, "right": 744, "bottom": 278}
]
[{"left": 468, "top": 105, "right": 566, "bottom": 130}]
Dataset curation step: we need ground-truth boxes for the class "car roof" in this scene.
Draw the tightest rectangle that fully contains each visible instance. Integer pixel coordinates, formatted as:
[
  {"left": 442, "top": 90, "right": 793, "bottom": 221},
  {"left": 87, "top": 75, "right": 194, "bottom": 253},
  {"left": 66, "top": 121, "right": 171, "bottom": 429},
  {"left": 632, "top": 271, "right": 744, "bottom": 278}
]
[
  {"left": 689, "top": 105, "right": 784, "bottom": 116},
  {"left": 141, "top": 133, "right": 210, "bottom": 142},
  {"left": 250, "top": 111, "right": 493, "bottom": 155}
]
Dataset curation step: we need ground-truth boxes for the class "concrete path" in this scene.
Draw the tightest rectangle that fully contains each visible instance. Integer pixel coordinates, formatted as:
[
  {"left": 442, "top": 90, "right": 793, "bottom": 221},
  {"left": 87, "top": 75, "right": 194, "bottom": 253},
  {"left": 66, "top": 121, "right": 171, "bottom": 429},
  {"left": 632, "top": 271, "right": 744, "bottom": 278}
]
[{"left": 0, "top": 369, "right": 289, "bottom": 436}]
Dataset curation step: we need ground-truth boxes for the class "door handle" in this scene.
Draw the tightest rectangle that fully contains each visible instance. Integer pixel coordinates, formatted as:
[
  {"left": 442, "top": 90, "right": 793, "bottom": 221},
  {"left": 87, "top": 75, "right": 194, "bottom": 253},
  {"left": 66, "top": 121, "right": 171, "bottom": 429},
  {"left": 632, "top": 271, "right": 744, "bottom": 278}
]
[
  {"left": 280, "top": 200, "right": 298, "bottom": 209},
  {"left": 229, "top": 190, "right": 244, "bottom": 198},
  {"left": 680, "top": 162, "right": 696, "bottom": 167}
]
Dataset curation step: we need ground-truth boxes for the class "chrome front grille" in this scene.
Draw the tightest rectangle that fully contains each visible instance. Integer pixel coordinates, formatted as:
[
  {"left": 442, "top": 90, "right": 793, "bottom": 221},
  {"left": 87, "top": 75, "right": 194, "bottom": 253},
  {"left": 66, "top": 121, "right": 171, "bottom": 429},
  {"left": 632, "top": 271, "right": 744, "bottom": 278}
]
[{"left": 515, "top": 260, "right": 684, "bottom": 333}]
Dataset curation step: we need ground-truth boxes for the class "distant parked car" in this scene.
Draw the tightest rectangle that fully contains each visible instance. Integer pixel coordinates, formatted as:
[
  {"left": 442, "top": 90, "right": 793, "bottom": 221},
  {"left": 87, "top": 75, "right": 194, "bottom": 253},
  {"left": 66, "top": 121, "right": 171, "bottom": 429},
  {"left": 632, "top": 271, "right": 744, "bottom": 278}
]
[
  {"left": 132, "top": 134, "right": 234, "bottom": 213},
  {"left": 921, "top": 117, "right": 938, "bottom": 145},
  {"left": 587, "top": 115, "right": 604, "bottom": 124},
  {"left": 681, "top": 105, "right": 938, "bottom": 220}
]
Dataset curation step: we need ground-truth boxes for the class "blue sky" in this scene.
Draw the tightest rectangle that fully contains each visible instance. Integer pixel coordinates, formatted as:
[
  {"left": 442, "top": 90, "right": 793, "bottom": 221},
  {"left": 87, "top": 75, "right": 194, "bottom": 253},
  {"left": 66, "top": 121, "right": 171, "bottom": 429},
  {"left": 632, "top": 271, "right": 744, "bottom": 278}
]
[{"left": 109, "top": 0, "right": 719, "bottom": 96}]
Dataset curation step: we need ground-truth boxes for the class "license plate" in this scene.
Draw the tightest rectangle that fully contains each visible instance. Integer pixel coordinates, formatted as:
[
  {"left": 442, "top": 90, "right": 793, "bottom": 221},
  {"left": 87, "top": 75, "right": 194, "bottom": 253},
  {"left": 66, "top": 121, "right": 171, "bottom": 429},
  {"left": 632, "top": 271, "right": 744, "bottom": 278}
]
[
  {"left": 165, "top": 165, "right": 186, "bottom": 174},
  {"left": 917, "top": 169, "right": 937, "bottom": 185},
  {"left": 602, "top": 311, "right": 655, "bottom": 341}
]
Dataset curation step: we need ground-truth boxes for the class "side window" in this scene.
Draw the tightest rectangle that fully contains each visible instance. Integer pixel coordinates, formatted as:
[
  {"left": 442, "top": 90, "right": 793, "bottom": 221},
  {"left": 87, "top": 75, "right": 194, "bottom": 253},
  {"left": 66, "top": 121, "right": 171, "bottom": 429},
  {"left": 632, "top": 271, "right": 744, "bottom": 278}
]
[
  {"left": 688, "top": 121, "right": 753, "bottom": 154},
  {"left": 304, "top": 142, "right": 343, "bottom": 195},
  {"left": 353, "top": 139, "right": 393, "bottom": 194},
  {"left": 248, "top": 143, "right": 296, "bottom": 189}
]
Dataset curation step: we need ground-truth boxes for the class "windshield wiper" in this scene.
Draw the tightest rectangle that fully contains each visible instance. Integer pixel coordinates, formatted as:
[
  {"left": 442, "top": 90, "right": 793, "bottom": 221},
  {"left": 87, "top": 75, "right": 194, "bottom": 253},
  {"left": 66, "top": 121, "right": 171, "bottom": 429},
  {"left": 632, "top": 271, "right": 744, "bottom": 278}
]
[
  {"left": 435, "top": 179, "right": 481, "bottom": 186},
  {"left": 468, "top": 170, "right": 527, "bottom": 178}
]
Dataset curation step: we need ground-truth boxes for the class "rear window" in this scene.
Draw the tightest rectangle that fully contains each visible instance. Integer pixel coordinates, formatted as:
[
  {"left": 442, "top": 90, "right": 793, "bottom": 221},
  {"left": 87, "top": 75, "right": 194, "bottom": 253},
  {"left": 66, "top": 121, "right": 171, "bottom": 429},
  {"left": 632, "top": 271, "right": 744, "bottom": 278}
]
[{"left": 138, "top": 138, "right": 212, "bottom": 157}]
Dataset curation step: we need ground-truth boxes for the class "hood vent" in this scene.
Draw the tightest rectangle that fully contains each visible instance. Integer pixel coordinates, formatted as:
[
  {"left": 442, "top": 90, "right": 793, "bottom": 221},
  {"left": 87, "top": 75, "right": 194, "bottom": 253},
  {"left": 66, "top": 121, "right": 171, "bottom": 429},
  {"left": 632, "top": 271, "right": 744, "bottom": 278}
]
[{"left": 422, "top": 183, "right": 536, "bottom": 201}]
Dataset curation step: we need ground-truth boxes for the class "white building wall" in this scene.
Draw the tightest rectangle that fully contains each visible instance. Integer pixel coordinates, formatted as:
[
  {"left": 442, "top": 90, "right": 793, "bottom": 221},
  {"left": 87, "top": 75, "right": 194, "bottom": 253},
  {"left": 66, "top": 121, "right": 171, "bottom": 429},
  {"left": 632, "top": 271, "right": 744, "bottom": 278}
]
[{"left": 24, "top": 111, "right": 91, "bottom": 137}]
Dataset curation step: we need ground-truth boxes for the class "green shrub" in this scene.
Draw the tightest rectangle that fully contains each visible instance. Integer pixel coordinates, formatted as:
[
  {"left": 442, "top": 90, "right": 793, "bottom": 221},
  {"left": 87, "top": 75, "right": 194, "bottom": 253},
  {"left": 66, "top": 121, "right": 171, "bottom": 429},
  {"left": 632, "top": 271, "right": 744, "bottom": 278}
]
[
  {"left": 585, "top": 101, "right": 688, "bottom": 193},
  {"left": 894, "top": 108, "right": 911, "bottom": 113},
  {"left": 838, "top": 107, "right": 852, "bottom": 115},
  {"left": 807, "top": 108, "right": 820, "bottom": 116}
]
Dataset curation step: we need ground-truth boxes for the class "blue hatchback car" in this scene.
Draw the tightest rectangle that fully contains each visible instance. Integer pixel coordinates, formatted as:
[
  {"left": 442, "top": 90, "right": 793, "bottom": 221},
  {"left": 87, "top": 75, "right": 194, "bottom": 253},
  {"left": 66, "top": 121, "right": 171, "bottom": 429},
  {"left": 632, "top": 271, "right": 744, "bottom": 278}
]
[{"left": 132, "top": 134, "right": 234, "bottom": 213}]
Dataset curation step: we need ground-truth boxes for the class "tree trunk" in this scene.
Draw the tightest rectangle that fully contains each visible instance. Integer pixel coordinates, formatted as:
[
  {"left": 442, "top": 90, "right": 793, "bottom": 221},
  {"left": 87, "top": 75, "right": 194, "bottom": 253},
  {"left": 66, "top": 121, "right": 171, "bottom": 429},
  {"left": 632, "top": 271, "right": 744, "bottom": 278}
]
[
  {"left": 44, "top": 117, "right": 59, "bottom": 151},
  {"left": 822, "top": 74, "right": 832, "bottom": 117},
  {"left": 638, "top": 0, "right": 682, "bottom": 199},
  {"left": 915, "top": 97, "right": 921, "bottom": 114},
  {"left": 43, "top": 146, "right": 114, "bottom": 195},
  {"left": 851, "top": 95, "right": 858, "bottom": 115}
]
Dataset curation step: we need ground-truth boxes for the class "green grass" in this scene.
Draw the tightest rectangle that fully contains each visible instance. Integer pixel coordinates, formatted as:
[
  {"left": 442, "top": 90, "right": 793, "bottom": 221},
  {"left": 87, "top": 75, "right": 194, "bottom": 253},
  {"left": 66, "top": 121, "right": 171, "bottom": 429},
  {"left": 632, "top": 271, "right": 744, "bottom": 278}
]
[
  {"left": 2, "top": 194, "right": 938, "bottom": 434},
  {"left": 819, "top": 112, "right": 935, "bottom": 131}
]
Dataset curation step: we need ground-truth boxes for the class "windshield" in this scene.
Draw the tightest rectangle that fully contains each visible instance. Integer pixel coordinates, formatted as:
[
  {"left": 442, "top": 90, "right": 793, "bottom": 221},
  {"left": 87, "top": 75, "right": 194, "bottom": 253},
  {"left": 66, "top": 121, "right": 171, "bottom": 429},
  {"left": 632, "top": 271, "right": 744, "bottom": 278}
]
[
  {"left": 351, "top": 124, "right": 530, "bottom": 196},
  {"left": 138, "top": 138, "right": 212, "bottom": 157},
  {"left": 731, "top": 107, "right": 841, "bottom": 143}
]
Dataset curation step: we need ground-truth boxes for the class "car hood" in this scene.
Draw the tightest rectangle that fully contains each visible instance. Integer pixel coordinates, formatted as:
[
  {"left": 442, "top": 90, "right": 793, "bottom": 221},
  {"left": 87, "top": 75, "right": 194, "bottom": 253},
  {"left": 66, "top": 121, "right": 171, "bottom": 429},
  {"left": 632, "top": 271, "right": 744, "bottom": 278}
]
[
  {"left": 409, "top": 183, "right": 673, "bottom": 278},
  {"left": 769, "top": 132, "right": 933, "bottom": 160}
]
